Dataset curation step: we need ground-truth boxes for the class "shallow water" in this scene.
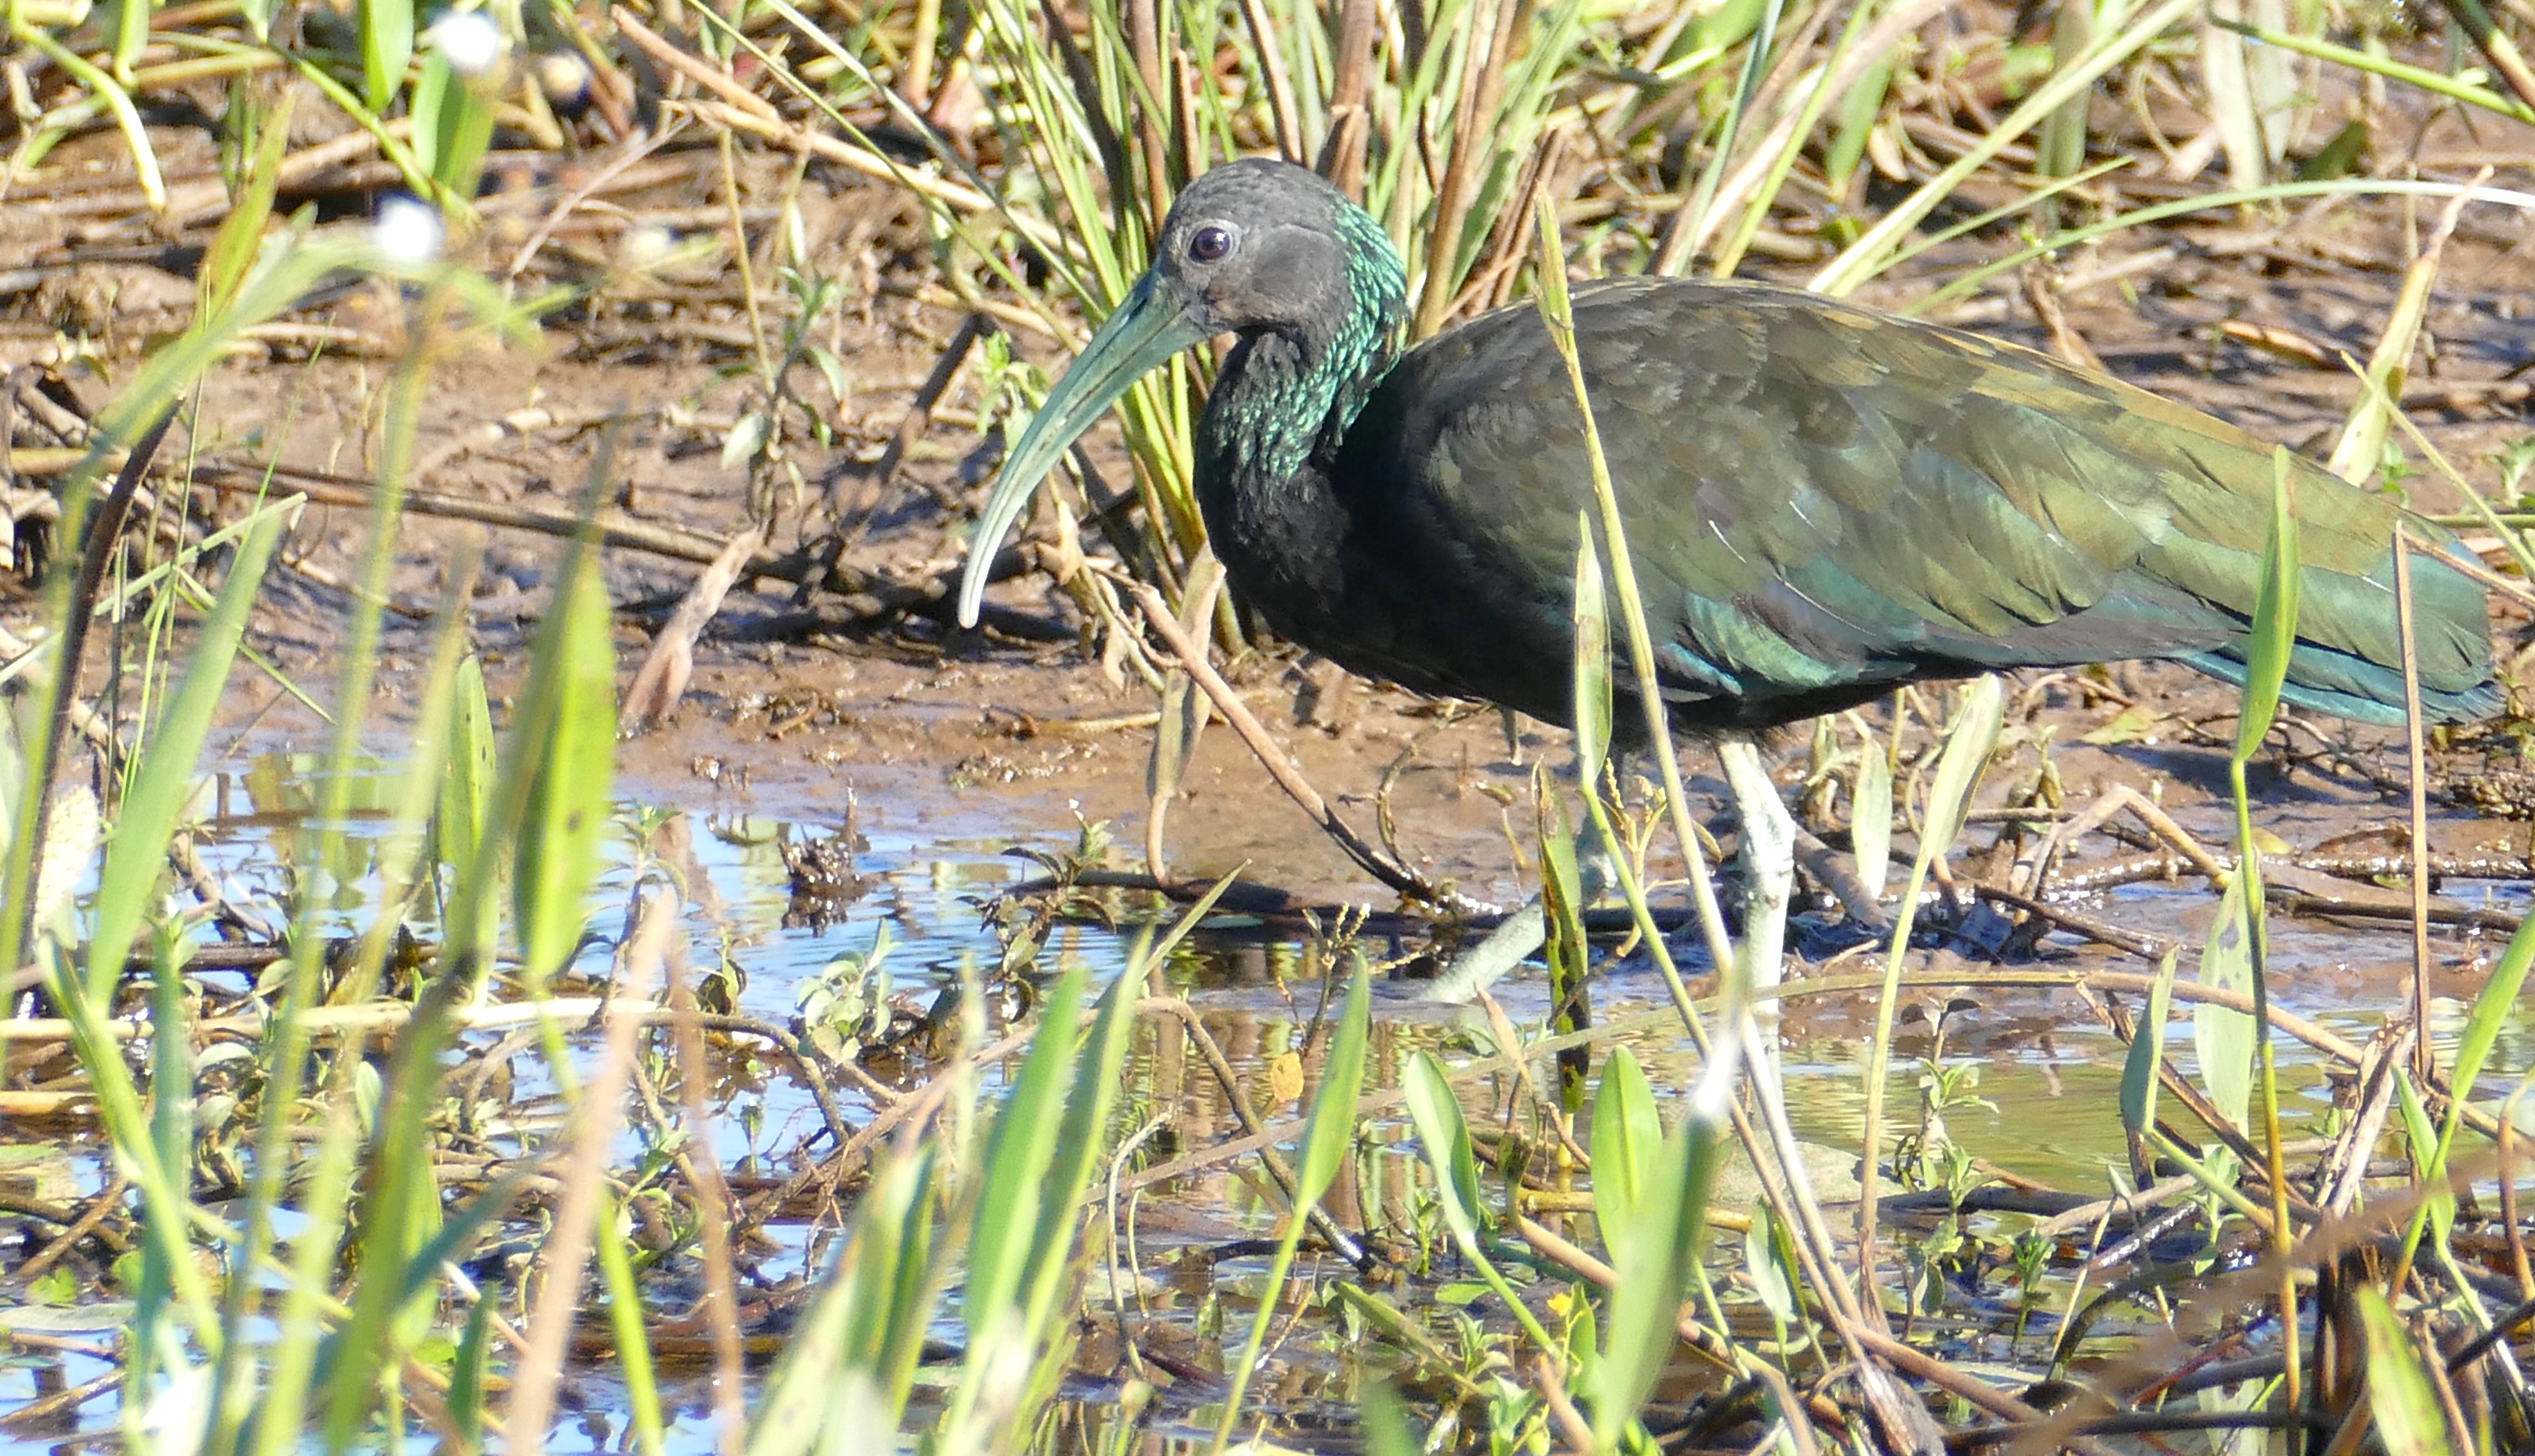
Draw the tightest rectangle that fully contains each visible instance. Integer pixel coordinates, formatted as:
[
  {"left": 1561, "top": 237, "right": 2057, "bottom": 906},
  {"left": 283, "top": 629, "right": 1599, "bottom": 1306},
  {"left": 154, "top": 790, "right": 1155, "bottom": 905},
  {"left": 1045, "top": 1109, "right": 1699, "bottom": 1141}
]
[{"left": 3, "top": 747, "right": 2526, "bottom": 1452}]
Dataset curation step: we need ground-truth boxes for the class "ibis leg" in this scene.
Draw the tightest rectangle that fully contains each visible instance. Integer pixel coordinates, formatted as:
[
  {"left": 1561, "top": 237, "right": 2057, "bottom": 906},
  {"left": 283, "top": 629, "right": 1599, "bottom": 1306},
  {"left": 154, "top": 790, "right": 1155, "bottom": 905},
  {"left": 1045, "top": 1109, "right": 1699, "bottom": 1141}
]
[{"left": 1715, "top": 736, "right": 1793, "bottom": 1073}]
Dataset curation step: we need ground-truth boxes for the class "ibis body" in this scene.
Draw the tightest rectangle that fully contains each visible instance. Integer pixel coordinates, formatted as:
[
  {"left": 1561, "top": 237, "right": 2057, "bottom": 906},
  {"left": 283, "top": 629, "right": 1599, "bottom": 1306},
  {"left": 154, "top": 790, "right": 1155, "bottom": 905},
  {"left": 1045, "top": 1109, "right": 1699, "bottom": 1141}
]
[{"left": 960, "top": 159, "right": 2500, "bottom": 740}]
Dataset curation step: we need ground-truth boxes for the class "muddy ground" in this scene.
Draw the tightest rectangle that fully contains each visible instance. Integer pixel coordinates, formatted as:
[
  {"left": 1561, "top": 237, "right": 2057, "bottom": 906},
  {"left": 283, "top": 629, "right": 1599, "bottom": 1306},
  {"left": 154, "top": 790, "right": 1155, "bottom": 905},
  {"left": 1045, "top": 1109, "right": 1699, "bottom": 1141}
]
[{"left": 5, "top": 113, "right": 2535, "bottom": 944}]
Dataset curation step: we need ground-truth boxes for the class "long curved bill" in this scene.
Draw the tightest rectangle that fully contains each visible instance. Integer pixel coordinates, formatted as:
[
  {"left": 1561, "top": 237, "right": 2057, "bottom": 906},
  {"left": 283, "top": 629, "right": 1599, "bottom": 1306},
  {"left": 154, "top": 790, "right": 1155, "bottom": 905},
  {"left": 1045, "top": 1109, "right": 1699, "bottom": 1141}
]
[{"left": 957, "top": 269, "right": 1209, "bottom": 628}]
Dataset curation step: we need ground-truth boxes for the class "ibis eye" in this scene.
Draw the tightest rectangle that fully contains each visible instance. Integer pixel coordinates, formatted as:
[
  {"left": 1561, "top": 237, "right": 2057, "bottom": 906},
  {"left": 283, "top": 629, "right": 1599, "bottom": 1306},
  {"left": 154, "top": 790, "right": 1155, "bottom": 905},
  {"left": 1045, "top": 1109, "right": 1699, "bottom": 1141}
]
[{"left": 1188, "top": 225, "right": 1234, "bottom": 263}]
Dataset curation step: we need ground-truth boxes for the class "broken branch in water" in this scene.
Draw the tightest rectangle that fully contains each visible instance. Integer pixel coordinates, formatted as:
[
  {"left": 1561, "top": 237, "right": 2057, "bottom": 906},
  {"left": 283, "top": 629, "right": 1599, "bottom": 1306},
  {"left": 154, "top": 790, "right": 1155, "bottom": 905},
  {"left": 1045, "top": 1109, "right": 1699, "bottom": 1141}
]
[{"left": 1127, "top": 581, "right": 1493, "bottom": 916}]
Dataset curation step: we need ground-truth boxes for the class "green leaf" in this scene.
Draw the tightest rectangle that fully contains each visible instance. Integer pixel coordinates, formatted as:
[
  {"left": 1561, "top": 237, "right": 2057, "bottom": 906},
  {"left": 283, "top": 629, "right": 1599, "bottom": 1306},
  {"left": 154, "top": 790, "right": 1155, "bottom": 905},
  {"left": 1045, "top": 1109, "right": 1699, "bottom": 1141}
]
[
  {"left": 2119, "top": 950, "right": 2178, "bottom": 1140},
  {"left": 749, "top": 1147, "right": 938, "bottom": 1456},
  {"left": 1213, "top": 959, "right": 1373, "bottom": 1452},
  {"left": 2355, "top": 1287, "right": 2462, "bottom": 1456},
  {"left": 1822, "top": 58, "right": 1893, "bottom": 195},
  {"left": 513, "top": 565, "right": 616, "bottom": 988},
  {"left": 591, "top": 1191, "right": 664, "bottom": 1456},
  {"left": 1019, "top": 956, "right": 1149, "bottom": 1336},
  {"left": 962, "top": 967, "right": 1087, "bottom": 1338},
  {"left": 1404, "top": 1051, "right": 1488, "bottom": 1252},
  {"left": 1592, "top": 1112, "right": 1718, "bottom": 1448},
  {"left": 1590, "top": 1046, "right": 1659, "bottom": 1250},
  {"left": 1918, "top": 677, "right": 2004, "bottom": 860},
  {"left": 447, "top": 1294, "right": 495, "bottom": 1450},
  {"left": 438, "top": 654, "right": 495, "bottom": 876},
  {"left": 2233, "top": 449, "right": 2302, "bottom": 765},
  {"left": 361, "top": 0, "right": 415, "bottom": 114},
  {"left": 2396, "top": 899, "right": 2535, "bottom": 1272},
  {"left": 2440, "top": 905, "right": 2535, "bottom": 1109},
  {"left": 1293, "top": 960, "right": 1373, "bottom": 1206},
  {"left": 1850, "top": 736, "right": 1892, "bottom": 903},
  {"left": 2193, "top": 871, "right": 2257, "bottom": 1133},
  {"left": 1743, "top": 1205, "right": 1795, "bottom": 1325},
  {"left": 2395, "top": 1071, "right": 2455, "bottom": 1250},
  {"left": 201, "top": 86, "right": 295, "bottom": 321},
  {"left": 412, "top": 51, "right": 495, "bottom": 197},
  {"left": 86, "top": 505, "right": 291, "bottom": 1002}
]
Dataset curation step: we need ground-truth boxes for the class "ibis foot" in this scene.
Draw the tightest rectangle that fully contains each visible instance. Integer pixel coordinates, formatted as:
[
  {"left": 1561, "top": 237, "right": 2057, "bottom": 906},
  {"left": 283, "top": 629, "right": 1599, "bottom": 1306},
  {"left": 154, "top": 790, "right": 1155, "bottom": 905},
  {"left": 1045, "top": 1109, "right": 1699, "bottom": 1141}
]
[{"left": 1793, "top": 827, "right": 1890, "bottom": 931}]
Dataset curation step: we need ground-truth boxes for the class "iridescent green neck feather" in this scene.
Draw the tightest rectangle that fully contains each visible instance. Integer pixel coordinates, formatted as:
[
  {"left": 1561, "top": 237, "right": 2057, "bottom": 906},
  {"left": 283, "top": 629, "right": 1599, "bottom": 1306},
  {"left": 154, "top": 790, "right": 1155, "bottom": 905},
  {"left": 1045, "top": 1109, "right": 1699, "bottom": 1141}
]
[{"left": 1197, "top": 206, "right": 1406, "bottom": 503}]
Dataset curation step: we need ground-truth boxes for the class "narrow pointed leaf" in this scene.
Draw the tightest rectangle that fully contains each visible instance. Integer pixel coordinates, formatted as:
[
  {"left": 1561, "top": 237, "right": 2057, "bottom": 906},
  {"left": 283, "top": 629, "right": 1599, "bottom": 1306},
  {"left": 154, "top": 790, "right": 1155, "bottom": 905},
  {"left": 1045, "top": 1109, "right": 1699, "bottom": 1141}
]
[
  {"left": 1020, "top": 957, "right": 1149, "bottom": 1335},
  {"left": 1404, "top": 1051, "right": 1486, "bottom": 1250},
  {"left": 2233, "top": 449, "right": 2302, "bottom": 764},
  {"left": 1852, "top": 738, "right": 1892, "bottom": 903},
  {"left": 87, "top": 505, "right": 290, "bottom": 1002},
  {"left": 963, "top": 966, "right": 1087, "bottom": 1337},
  {"left": 2119, "top": 950, "right": 2178, "bottom": 1140},
  {"left": 1293, "top": 960, "right": 1373, "bottom": 1204},
  {"left": 2193, "top": 871, "right": 2257, "bottom": 1133},
  {"left": 1918, "top": 677, "right": 2004, "bottom": 861},
  {"left": 514, "top": 565, "right": 616, "bottom": 988}
]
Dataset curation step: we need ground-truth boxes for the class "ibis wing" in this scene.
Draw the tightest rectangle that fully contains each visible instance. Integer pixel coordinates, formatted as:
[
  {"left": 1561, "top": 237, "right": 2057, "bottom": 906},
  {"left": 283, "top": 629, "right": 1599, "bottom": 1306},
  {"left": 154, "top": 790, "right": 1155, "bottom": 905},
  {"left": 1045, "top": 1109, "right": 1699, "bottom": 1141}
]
[{"left": 1354, "top": 278, "right": 2492, "bottom": 722}]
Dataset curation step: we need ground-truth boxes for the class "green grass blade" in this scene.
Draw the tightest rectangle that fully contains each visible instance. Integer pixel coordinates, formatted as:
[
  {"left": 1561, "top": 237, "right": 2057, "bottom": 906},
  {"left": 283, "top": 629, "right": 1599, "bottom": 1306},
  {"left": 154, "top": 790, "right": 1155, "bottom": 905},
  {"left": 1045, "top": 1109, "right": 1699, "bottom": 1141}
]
[
  {"left": 1292, "top": 960, "right": 1372, "bottom": 1205},
  {"left": 1213, "top": 959, "right": 1371, "bottom": 1452},
  {"left": 2437, "top": 909, "right": 2535, "bottom": 1116},
  {"left": 592, "top": 1191, "right": 665, "bottom": 1456},
  {"left": 2396, "top": 900, "right": 2535, "bottom": 1271},
  {"left": 2234, "top": 450, "right": 2302, "bottom": 763},
  {"left": 1404, "top": 1050, "right": 1486, "bottom": 1253},
  {"left": 1811, "top": 0, "right": 2200, "bottom": 296},
  {"left": 200, "top": 85, "right": 294, "bottom": 321},
  {"left": 127, "top": 925, "right": 203, "bottom": 1399},
  {"left": 448, "top": 1294, "right": 496, "bottom": 1453},
  {"left": 962, "top": 966, "right": 1089, "bottom": 1338},
  {"left": 1404, "top": 1050, "right": 1557, "bottom": 1351},
  {"left": 1021, "top": 957, "right": 1152, "bottom": 1337},
  {"left": 319, "top": 995, "right": 470, "bottom": 1451},
  {"left": 749, "top": 1147, "right": 940, "bottom": 1456},
  {"left": 438, "top": 654, "right": 496, "bottom": 952},
  {"left": 513, "top": 563, "right": 616, "bottom": 989},
  {"left": 85, "top": 505, "right": 290, "bottom": 1003}
]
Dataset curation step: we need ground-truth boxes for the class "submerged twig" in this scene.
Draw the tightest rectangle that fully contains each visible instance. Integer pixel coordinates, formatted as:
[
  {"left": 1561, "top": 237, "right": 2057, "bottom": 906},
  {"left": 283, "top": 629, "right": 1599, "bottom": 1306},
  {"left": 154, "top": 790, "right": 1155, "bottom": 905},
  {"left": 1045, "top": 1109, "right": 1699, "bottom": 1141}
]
[{"left": 1128, "top": 584, "right": 1490, "bottom": 915}]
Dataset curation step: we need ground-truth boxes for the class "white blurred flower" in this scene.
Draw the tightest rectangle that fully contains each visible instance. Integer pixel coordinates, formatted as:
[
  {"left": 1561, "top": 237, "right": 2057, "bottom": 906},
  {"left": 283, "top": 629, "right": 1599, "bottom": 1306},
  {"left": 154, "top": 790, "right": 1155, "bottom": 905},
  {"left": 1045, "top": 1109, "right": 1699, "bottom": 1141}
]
[
  {"left": 373, "top": 195, "right": 445, "bottom": 265},
  {"left": 535, "top": 48, "right": 594, "bottom": 108},
  {"left": 428, "top": 8, "right": 506, "bottom": 77},
  {"left": 616, "top": 223, "right": 674, "bottom": 270}
]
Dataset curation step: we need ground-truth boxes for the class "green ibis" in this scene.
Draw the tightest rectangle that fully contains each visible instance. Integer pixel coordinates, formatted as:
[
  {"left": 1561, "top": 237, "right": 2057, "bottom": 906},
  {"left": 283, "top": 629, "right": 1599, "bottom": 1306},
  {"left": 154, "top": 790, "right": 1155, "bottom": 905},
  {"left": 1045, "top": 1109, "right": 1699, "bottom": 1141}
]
[{"left": 955, "top": 158, "right": 2500, "bottom": 973}]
